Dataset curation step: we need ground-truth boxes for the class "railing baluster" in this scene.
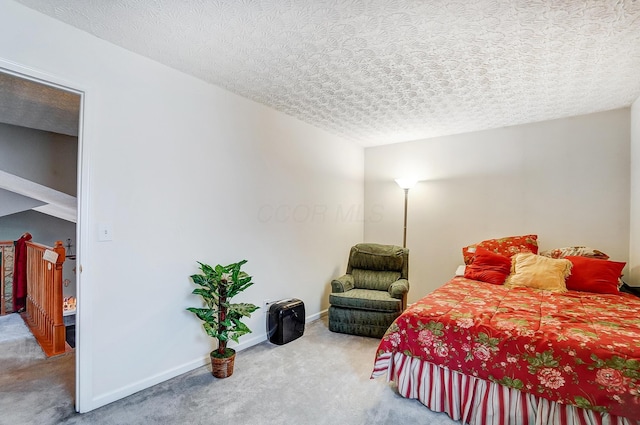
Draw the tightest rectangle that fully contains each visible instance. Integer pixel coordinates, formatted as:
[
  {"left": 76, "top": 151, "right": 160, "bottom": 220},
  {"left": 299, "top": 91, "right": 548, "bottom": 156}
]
[{"left": 23, "top": 240, "right": 66, "bottom": 356}]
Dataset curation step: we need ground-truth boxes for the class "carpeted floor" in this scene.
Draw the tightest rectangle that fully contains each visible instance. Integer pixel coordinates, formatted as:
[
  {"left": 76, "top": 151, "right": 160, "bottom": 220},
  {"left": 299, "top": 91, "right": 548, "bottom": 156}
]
[
  {"left": 0, "top": 313, "right": 75, "bottom": 425},
  {"left": 0, "top": 315, "right": 458, "bottom": 425},
  {"left": 0, "top": 312, "right": 34, "bottom": 344}
]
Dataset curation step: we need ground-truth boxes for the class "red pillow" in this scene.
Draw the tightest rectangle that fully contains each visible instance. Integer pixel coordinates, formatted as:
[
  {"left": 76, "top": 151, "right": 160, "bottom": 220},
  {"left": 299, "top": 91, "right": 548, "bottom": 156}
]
[
  {"left": 464, "top": 247, "right": 512, "bottom": 285},
  {"left": 565, "top": 256, "right": 625, "bottom": 294},
  {"left": 462, "top": 234, "right": 538, "bottom": 265}
]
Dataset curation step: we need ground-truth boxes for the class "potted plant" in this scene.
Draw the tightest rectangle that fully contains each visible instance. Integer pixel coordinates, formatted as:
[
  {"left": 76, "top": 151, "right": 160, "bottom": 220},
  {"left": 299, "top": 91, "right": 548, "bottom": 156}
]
[{"left": 187, "top": 260, "right": 259, "bottom": 378}]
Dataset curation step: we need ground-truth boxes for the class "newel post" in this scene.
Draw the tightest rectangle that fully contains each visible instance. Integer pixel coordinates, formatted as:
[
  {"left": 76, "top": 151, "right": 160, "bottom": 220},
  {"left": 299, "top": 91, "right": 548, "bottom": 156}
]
[{"left": 52, "top": 240, "right": 66, "bottom": 353}]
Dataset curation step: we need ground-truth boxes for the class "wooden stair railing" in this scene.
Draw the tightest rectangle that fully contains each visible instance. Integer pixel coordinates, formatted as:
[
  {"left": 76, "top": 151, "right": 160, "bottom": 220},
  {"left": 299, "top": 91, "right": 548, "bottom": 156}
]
[{"left": 23, "top": 240, "right": 66, "bottom": 356}]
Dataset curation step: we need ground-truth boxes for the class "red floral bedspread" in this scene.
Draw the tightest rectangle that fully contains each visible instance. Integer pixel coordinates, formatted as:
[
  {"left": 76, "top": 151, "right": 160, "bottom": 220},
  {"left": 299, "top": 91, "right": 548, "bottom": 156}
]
[{"left": 374, "top": 277, "right": 640, "bottom": 420}]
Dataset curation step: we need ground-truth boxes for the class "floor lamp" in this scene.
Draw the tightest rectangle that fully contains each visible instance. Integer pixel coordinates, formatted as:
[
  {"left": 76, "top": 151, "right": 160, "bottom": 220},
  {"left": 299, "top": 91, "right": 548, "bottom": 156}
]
[{"left": 395, "top": 179, "right": 417, "bottom": 248}]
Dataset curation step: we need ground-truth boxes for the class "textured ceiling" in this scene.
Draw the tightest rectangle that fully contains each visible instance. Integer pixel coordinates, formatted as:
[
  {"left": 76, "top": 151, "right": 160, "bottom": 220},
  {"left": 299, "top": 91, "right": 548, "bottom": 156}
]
[
  {"left": 14, "top": 0, "right": 640, "bottom": 147},
  {"left": 0, "top": 71, "right": 80, "bottom": 136}
]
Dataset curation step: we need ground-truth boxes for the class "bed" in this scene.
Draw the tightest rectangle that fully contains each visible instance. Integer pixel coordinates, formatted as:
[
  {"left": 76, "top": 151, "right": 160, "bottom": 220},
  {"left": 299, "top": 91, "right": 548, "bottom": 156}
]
[{"left": 371, "top": 237, "right": 640, "bottom": 425}]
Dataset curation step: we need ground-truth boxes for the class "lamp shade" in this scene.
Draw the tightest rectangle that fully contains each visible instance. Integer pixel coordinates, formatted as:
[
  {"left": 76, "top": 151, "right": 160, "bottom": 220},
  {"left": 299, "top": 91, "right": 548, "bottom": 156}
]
[{"left": 395, "top": 178, "right": 417, "bottom": 190}]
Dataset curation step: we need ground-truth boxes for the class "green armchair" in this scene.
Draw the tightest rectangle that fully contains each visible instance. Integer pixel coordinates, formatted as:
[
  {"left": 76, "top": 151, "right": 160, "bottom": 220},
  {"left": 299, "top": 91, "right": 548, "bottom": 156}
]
[{"left": 328, "top": 243, "right": 409, "bottom": 338}]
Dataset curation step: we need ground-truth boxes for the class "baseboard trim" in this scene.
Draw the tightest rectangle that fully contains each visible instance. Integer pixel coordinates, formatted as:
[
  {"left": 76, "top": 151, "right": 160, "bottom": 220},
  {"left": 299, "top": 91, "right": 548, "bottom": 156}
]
[
  {"left": 87, "top": 309, "right": 328, "bottom": 412},
  {"left": 307, "top": 309, "right": 327, "bottom": 322},
  {"left": 90, "top": 356, "right": 209, "bottom": 411}
]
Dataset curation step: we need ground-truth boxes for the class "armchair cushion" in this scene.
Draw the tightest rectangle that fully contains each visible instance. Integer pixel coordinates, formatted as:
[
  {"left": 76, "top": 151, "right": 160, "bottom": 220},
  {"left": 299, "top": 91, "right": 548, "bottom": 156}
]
[
  {"left": 349, "top": 243, "right": 406, "bottom": 272},
  {"left": 329, "top": 289, "right": 402, "bottom": 312},
  {"left": 352, "top": 269, "right": 401, "bottom": 290},
  {"left": 389, "top": 278, "right": 409, "bottom": 299},
  {"left": 331, "top": 274, "right": 354, "bottom": 293}
]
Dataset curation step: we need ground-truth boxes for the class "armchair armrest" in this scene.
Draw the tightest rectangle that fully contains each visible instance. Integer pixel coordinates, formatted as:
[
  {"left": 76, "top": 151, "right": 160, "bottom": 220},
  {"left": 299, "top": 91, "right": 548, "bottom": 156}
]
[
  {"left": 388, "top": 278, "right": 409, "bottom": 299},
  {"left": 331, "top": 274, "right": 354, "bottom": 293}
]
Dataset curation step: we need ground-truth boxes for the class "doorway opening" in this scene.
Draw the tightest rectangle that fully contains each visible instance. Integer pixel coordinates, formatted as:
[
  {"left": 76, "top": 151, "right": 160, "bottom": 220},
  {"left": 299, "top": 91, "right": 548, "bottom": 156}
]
[{"left": 0, "top": 65, "right": 84, "bottom": 412}]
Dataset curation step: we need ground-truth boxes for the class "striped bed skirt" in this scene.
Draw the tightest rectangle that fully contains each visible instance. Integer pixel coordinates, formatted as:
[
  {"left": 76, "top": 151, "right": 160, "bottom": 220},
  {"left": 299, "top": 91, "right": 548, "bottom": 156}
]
[{"left": 371, "top": 352, "right": 638, "bottom": 425}]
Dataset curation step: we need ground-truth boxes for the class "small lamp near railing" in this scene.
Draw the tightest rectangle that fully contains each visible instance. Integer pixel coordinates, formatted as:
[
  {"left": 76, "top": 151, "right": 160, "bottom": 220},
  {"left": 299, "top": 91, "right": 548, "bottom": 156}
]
[{"left": 395, "top": 178, "right": 418, "bottom": 248}]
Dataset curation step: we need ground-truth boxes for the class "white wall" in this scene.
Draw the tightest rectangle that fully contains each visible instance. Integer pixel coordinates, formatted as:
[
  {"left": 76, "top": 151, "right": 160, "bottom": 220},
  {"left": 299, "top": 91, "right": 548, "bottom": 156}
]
[
  {"left": 1, "top": 0, "right": 364, "bottom": 412},
  {"left": 0, "top": 210, "right": 75, "bottom": 247},
  {"left": 0, "top": 122, "right": 77, "bottom": 196},
  {"left": 365, "top": 109, "right": 631, "bottom": 301},
  {"left": 629, "top": 96, "right": 640, "bottom": 286}
]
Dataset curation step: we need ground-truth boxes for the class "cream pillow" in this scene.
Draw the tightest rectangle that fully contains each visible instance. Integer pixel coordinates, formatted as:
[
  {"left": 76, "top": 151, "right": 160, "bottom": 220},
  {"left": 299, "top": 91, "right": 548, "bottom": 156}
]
[{"left": 505, "top": 253, "right": 572, "bottom": 293}]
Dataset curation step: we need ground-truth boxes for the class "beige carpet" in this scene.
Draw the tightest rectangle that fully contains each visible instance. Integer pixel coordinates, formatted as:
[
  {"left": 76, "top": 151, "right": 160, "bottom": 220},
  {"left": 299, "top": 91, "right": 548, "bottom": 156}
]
[
  {"left": 1, "top": 316, "right": 458, "bottom": 425},
  {"left": 0, "top": 313, "right": 45, "bottom": 361},
  {"left": 0, "top": 313, "right": 33, "bottom": 343}
]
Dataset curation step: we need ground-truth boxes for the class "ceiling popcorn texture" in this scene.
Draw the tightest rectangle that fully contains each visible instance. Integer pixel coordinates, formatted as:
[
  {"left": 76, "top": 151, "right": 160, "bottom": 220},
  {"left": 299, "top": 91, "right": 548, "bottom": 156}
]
[
  {"left": 0, "top": 72, "right": 80, "bottom": 137},
  {"left": 15, "top": 0, "right": 640, "bottom": 146}
]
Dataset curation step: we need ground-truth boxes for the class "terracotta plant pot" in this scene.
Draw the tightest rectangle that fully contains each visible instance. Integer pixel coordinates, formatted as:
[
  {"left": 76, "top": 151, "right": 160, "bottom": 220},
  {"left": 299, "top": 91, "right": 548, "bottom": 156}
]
[{"left": 210, "top": 349, "right": 235, "bottom": 378}]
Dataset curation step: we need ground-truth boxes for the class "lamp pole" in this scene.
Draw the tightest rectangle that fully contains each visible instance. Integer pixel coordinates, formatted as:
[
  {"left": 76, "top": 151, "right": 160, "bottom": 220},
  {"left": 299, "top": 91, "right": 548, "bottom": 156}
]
[
  {"left": 395, "top": 179, "right": 417, "bottom": 248},
  {"left": 402, "top": 188, "right": 409, "bottom": 248}
]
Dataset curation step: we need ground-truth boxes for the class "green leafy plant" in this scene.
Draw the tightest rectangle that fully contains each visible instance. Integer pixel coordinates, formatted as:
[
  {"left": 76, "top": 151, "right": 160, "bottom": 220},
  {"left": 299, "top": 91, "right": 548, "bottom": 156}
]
[{"left": 187, "top": 260, "right": 259, "bottom": 358}]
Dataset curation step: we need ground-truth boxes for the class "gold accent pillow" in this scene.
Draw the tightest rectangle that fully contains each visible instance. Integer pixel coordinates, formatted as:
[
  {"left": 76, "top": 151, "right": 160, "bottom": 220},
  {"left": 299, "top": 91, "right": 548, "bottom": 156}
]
[{"left": 505, "top": 253, "right": 572, "bottom": 293}]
